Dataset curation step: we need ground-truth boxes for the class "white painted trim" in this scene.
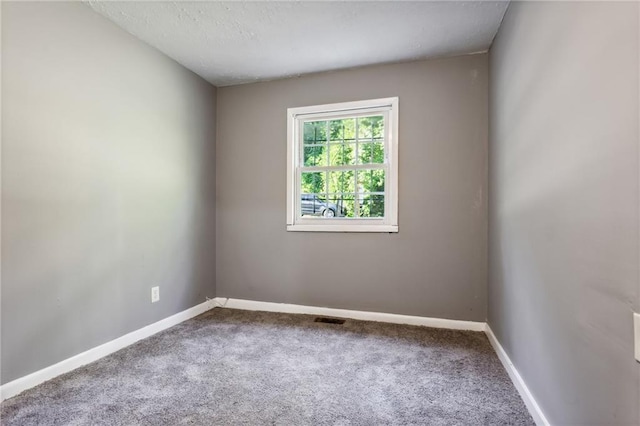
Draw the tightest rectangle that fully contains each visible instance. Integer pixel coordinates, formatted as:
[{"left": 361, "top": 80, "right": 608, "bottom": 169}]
[
  {"left": 286, "top": 224, "right": 398, "bottom": 233},
  {"left": 288, "top": 97, "right": 398, "bottom": 117},
  {"left": 286, "top": 97, "right": 399, "bottom": 233},
  {"left": 388, "top": 95, "right": 399, "bottom": 228},
  {"left": 634, "top": 312, "right": 640, "bottom": 362},
  {"left": 0, "top": 300, "right": 216, "bottom": 402},
  {"left": 219, "top": 298, "right": 485, "bottom": 331},
  {"left": 286, "top": 107, "right": 295, "bottom": 226},
  {"left": 485, "top": 325, "right": 551, "bottom": 426}
]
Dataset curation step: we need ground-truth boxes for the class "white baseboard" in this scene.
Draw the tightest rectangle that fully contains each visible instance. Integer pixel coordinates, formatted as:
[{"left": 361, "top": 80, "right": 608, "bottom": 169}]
[
  {"left": 0, "top": 299, "right": 216, "bottom": 402},
  {"left": 217, "top": 297, "right": 486, "bottom": 331},
  {"left": 485, "top": 325, "right": 550, "bottom": 426}
]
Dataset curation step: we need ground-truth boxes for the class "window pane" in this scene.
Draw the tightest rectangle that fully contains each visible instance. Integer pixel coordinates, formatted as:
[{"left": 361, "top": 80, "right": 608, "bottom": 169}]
[
  {"left": 357, "top": 142, "right": 384, "bottom": 164},
  {"left": 329, "top": 143, "right": 355, "bottom": 166},
  {"left": 357, "top": 169, "right": 385, "bottom": 193},
  {"left": 303, "top": 121, "right": 327, "bottom": 144},
  {"left": 301, "top": 172, "right": 325, "bottom": 195},
  {"left": 371, "top": 142, "right": 384, "bottom": 163},
  {"left": 357, "top": 117, "right": 372, "bottom": 140},
  {"left": 359, "top": 195, "right": 385, "bottom": 218},
  {"left": 329, "top": 170, "right": 355, "bottom": 194},
  {"left": 300, "top": 192, "right": 329, "bottom": 217},
  {"left": 357, "top": 115, "right": 384, "bottom": 141},
  {"left": 304, "top": 145, "right": 325, "bottom": 167},
  {"left": 330, "top": 118, "right": 356, "bottom": 142},
  {"left": 327, "top": 194, "right": 355, "bottom": 218},
  {"left": 370, "top": 116, "right": 384, "bottom": 140},
  {"left": 358, "top": 143, "right": 371, "bottom": 164}
]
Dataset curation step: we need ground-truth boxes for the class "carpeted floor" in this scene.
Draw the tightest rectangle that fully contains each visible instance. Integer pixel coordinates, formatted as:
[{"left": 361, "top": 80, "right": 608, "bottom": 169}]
[{"left": 1, "top": 308, "right": 534, "bottom": 425}]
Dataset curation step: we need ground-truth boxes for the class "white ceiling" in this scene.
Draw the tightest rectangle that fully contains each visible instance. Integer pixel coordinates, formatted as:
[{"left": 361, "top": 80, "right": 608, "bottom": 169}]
[{"left": 87, "top": 1, "right": 509, "bottom": 87}]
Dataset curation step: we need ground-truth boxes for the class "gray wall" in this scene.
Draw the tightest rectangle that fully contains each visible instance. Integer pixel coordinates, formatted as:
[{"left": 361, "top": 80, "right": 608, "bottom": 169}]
[
  {"left": 488, "top": 2, "right": 640, "bottom": 425},
  {"left": 216, "top": 55, "right": 488, "bottom": 321},
  {"left": 1, "top": 2, "right": 217, "bottom": 384}
]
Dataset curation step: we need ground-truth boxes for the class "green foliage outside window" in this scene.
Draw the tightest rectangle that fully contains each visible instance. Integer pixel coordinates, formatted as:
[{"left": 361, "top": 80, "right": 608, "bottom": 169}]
[{"left": 301, "top": 115, "right": 385, "bottom": 218}]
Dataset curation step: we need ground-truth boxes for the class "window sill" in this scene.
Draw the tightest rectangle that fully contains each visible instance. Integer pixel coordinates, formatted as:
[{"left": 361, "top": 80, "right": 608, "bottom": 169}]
[{"left": 287, "top": 224, "right": 398, "bottom": 233}]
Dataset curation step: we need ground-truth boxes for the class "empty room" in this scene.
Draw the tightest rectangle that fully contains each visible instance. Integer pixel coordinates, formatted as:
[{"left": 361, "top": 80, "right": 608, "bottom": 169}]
[{"left": 1, "top": 1, "right": 639, "bottom": 425}]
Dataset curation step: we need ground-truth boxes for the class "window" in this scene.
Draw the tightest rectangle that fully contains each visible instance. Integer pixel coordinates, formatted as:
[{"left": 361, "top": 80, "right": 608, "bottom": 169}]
[{"left": 287, "top": 97, "right": 398, "bottom": 232}]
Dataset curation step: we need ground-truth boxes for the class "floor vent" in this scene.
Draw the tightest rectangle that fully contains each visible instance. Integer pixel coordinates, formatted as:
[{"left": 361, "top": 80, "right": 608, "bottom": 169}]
[{"left": 314, "top": 317, "right": 345, "bottom": 325}]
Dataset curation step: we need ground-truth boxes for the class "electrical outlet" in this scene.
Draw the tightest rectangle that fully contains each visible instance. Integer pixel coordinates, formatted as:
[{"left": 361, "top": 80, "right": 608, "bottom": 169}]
[
  {"left": 151, "top": 286, "right": 159, "bottom": 303},
  {"left": 634, "top": 312, "right": 639, "bottom": 362}
]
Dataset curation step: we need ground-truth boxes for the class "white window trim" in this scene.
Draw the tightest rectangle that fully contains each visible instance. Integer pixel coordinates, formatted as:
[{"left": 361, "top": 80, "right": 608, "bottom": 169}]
[{"left": 286, "top": 97, "right": 399, "bottom": 233}]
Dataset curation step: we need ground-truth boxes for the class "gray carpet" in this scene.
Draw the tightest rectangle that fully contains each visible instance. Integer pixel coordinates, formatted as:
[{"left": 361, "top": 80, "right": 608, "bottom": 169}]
[{"left": 1, "top": 308, "right": 533, "bottom": 425}]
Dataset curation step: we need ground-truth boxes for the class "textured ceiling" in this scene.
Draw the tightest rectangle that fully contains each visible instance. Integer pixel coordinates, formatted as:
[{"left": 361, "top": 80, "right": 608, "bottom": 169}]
[{"left": 87, "top": 1, "right": 509, "bottom": 87}]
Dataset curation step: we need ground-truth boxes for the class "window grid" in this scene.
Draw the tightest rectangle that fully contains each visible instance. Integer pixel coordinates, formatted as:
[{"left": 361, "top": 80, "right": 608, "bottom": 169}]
[{"left": 299, "top": 115, "right": 387, "bottom": 220}]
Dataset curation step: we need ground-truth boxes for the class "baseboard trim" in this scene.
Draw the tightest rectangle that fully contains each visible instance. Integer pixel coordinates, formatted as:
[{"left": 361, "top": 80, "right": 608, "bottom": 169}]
[
  {"left": 217, "top": 298, "right": 486, "bottom": 331},
  {"left": 485, "top": 325, "right": 550, "bottom": 426},
  {"left": 0, "top": 299, "right": 216, "bottom": 402}
]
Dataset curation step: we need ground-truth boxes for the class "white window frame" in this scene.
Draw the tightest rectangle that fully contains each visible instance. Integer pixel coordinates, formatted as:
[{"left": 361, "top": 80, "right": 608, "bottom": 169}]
[{"left": 286, "top": 97, "right": 399, "bottom": 233}]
